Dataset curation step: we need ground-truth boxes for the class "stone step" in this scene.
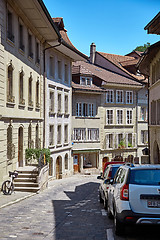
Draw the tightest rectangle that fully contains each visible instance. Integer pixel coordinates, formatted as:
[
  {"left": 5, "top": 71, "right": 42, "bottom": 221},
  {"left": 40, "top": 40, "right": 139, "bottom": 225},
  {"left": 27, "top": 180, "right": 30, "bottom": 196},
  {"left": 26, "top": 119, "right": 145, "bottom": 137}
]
[
  {"left": 14, "top": 177, "right": 37, "bottom": 183},
  {"left": 17, "top": 173, "right": 38, "bottom": 178},
  {"left": 14, "top": 186, "right": 40, "bottom": 193},
  {"left": 14, "top": 182, "right": 39, "bottom": 188}
]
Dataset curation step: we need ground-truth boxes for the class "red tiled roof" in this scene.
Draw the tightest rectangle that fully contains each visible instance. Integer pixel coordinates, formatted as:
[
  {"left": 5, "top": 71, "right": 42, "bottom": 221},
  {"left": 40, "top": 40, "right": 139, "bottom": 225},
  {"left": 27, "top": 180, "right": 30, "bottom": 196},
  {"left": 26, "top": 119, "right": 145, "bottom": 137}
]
[
  {"left": 72, "top": 61, "right": 142, "bottom": 86},
  {"left": 97, "top": 52, "right": 144, "bottom": 81}
]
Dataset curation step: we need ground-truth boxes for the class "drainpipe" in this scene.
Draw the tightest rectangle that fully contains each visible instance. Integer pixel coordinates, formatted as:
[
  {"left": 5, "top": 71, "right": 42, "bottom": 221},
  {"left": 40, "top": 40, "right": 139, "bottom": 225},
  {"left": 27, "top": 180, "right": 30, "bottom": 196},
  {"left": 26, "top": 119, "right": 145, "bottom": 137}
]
[
  {"left": 43, "top": 39, "right": 62, "bottom": 148},
  {"left": 147, "top": 76, "right": 150, "bottom": 164}
]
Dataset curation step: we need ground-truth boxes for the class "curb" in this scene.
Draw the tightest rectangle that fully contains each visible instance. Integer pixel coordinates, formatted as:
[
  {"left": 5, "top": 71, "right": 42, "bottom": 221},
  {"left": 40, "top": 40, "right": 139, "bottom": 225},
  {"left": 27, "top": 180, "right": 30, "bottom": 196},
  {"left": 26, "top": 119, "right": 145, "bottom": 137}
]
[{"left": 0, "top": 192, "right": 36, "bottom": 210}]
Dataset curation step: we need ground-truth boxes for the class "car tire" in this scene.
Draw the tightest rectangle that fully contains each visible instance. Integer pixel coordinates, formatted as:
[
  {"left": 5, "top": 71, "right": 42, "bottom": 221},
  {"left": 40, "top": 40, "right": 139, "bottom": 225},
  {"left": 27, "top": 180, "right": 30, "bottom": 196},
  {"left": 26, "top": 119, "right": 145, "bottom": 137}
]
[
  {"left": 99, "top": 192, "right": 103, "bottom": 203},
  {"left": 103, "top": 198, "right": 107, "bottom": 209},
  {"left": 107, "top": 202, "right": 113, "bottom": 219},
  {"left": 114, "top": 210, "right": 125, "bottom": 236}
]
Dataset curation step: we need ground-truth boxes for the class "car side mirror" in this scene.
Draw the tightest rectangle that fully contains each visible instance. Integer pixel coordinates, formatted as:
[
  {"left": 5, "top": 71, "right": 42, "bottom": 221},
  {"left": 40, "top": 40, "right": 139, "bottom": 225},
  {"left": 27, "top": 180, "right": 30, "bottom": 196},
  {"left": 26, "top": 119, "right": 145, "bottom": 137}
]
[
  {"left": 104, "top": 179, "right": 110, "bottom": 184},
  {"left": 109, "top": 179, "right": 114, "bottom": 184},
  {"left": 97, "top": 175, "right": 103, "bottom": 180}
]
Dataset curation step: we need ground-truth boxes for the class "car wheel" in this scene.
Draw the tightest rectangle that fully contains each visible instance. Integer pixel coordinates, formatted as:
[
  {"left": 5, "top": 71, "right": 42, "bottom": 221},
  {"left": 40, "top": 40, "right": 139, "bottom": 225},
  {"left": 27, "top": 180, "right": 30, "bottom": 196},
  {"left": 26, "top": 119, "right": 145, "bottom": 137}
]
[
  {"left": 114, "top": 210, "right": 125, "bottom": 236},
  {"left": 107, "top": 202, "right": 113, "bottom": 219},
  {"left": 99, "top": 192, "right": 103, "bottom": 203},
  {"left": 103, "top": 197, "right": 107, "bottom": 209}
]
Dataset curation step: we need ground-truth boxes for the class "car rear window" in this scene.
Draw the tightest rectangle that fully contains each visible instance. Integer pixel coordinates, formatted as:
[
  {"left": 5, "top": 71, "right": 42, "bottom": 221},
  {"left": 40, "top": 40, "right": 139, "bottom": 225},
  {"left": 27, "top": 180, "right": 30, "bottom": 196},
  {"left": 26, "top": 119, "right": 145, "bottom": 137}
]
[
  {"left": 130, "top": 169, "right": 160, "bottom": 185},
  {"left": 111, "top": 166, "right": 119, "bottom": 178}
]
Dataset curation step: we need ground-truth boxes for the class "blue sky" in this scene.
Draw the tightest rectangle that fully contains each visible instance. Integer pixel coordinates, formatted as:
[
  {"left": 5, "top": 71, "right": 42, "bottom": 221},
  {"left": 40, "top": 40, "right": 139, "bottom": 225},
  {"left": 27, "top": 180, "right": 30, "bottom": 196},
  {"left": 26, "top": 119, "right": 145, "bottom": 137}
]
[{"left": 43, "top": 0, "right": 160, "bottom": 56}]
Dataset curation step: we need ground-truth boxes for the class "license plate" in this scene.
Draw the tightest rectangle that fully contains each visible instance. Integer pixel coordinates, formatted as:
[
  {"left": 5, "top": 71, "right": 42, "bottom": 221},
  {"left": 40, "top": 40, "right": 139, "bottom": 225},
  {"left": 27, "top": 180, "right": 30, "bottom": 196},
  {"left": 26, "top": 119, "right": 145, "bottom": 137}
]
[{"left": 148, "top": 200, "right": 160, "bottom": 208}]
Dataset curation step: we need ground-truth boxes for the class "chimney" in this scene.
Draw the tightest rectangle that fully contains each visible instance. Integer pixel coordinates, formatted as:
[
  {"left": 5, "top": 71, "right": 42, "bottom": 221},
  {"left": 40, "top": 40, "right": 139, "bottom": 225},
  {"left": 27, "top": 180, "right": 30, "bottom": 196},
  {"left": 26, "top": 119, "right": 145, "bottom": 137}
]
[{"left": 90, "top": 43, "right": 96, "bottom": 64}]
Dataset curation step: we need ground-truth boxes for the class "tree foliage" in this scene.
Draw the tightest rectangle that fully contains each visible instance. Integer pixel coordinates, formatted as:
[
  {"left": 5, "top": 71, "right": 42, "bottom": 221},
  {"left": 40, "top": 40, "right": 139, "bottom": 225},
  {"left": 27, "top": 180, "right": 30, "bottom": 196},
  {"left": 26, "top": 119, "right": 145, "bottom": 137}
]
[{"left": 134, "top": 42, "right": 150, "bottom": 52}]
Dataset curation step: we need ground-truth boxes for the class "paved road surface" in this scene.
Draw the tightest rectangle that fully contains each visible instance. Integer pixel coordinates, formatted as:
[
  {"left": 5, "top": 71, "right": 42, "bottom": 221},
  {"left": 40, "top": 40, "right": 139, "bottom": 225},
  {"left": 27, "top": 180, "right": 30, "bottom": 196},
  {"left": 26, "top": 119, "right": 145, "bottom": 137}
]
[{"left": 0, "top": 175, "right": 159, "bottom": 240}]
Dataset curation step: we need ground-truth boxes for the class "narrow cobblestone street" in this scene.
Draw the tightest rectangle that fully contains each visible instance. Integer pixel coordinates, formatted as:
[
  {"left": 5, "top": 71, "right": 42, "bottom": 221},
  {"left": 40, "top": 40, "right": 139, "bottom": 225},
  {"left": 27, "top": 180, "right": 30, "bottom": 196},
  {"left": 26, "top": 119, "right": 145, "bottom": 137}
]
[{"left": 0, "top": 175, "right": 160, "bottom": 240}]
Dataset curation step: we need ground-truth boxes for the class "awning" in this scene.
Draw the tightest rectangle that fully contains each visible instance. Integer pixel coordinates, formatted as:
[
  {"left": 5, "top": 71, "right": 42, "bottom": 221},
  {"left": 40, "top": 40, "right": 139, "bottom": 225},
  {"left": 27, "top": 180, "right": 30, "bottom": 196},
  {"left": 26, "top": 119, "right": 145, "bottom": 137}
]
[{"left": 73, "top": 149, "right": 100, "bottom": 154}]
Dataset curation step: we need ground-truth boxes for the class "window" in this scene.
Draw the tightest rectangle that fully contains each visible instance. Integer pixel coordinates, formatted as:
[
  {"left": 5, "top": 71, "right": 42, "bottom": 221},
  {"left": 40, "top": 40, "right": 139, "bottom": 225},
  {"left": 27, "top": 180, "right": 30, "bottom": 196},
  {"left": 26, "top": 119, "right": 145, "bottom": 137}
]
[
  {"left": 141, "top": 130, "right": 148, "bottom": 144},
  {"left": 106, "top": 134, "right": 113, "bottom": 149},
  {"left": 117, "top": 110, "right": 123, "bottom": 124},
  {"left": 118, "top": 133, "right": 124, "bottom": 148},
  {"left": 19, "top": 23, "right": 24, "bottom": 51},
  {"left": 49, "top": 125, "right": 54, "bottom": 146},
  {"left": 35, "top": 124, "right": 39, "bottom": 148},
  {"left": 28, "top": 124, "right": 32, "bottom": 148},
  {"left": 7, "top": 10, "right": 14, "bottom": 42},
  {"left": 64, "top": 125, "right": 68, "bottom": 143},
  {"left": 81, "top": 77, "right": 85, "bottom": 85},
  {"left": 106, "top": 90, "right": 114, "bottom": 103},
  {"left": 58, "top": 60, "right": 62, "bottom": 79},
  {"left": 126, "top": 110, "right": 132, "bottom": 124},
  {"left": 58, "top": 93, "right": 61, "bottom": 113},
  {"left": 35, "top": 41, "right": 40, "bottom": 64},
  {"left": 126, "top": 91, "right": 133, "bottom": 104},
  {"left": 57, "top": 125, "right": 61, "bottom": 144},
  {"left": 65, "top": 154, "right": 68, "bottom": 170},
  {"left": 140, "top": 107, "right": 147, "bottom": 121},
  {"left": 116, "top": 90, "right": 123, "bottom": 103},
  {"left": 76, "top": 103, "right": 94, "bottom": 117},
  {"left": 28, "top": 32, "right": 33, "bottom": 58},
  {"left": 49, "top": 91, "right": 54, "bottom": 112},
  {"left": 157, "top": 100, "right": 160, "bottom": 125},
  {"left": 127, "top": 133, "right": 133, "bottom": 147},
  {"left": 65, "top": 95, "right": 68, "bottom": 114},
  {"left": 49, "top": 56, "right": 54, "bottom": 78},
  {"left": 151, "top": 101, "right": 156, "bottom": 125},
  {"left": 64, "top": 64, "right": 68, "bottom": 83},
  {"left": 36, "top": 79, "right": 40, "bottom": 108},
  {"left": 19, "top": 71, "right": 24, "bottom": 105},
  {"left": 88, "top": 103, "right": 93, "bottom": 117},
  {"left": 7, "top": 63, "right": 15, "bottom": 103},
  {"left": 73, "top": 128, "right": 86, "bottom": 141},
  {"left": 106, "top": 110, "right": 113, "bottom": 124},
  {"left": 80, "top": 76, "right": 92, "bottom": 86},
  {"left": 88, "top": 128, "right": 99, "bottom": 141},
  {"left": 28, "top": 75, "right": 33, "bottom": 107},
  {"left": 7, "top": 124, "right": 13, "bottom": 160}
]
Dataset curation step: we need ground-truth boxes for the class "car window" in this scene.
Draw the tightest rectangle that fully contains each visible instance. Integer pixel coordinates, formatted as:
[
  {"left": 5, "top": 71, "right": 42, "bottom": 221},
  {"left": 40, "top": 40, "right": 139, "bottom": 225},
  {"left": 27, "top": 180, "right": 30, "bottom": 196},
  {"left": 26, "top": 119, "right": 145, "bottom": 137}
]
[
  {"left": 104, "top": 166, "right": 110, "bottom": 179},
  {"left": 114, "top": 168, "right": 123, "bottom": 183},
  {"left": 111, "top": 166, "right": 119, "bottom": 178},
  {"left": 129, "top": 169, "right": 160, "bottom": 185},
  {"left": 119, "top": 169, "right": 126, "bottom": 183}
]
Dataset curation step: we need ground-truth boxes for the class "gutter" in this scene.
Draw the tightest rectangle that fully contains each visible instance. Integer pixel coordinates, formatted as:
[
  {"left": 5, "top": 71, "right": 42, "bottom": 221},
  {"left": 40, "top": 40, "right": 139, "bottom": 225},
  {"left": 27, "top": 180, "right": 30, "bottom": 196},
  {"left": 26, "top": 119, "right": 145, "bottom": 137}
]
[
  {"left": 37, "top": 0, "right": 61, "bottom": 39},
  {"left": 60, "top": 38, "right": 88, "bottom": 60}
]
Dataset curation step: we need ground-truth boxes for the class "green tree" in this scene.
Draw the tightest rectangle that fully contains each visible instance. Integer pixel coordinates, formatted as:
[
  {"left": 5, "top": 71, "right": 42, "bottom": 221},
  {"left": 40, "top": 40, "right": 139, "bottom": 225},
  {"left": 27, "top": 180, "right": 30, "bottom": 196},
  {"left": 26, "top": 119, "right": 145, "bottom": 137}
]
[{"left": 134, "top": 42, "right": 150, "bottom": 52}]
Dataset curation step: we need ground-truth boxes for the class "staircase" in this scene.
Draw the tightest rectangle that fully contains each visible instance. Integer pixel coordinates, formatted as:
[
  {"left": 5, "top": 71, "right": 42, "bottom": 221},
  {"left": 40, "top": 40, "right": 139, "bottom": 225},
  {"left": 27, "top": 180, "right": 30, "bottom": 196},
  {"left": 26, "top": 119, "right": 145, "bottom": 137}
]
[{"left": 14, "top": 166, "right": 40, "bottom": 193}]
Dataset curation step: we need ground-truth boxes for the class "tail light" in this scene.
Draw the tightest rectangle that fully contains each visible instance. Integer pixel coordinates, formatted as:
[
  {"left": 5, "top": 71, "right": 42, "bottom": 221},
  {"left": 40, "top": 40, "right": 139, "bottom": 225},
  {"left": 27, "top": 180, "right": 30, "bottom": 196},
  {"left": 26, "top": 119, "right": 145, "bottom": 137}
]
[
  {"left": 120, "top": 184, "right": 129, "bottom": 201},
  {"left": 108, "top": 167, "right": 112, "bottom": 179}
]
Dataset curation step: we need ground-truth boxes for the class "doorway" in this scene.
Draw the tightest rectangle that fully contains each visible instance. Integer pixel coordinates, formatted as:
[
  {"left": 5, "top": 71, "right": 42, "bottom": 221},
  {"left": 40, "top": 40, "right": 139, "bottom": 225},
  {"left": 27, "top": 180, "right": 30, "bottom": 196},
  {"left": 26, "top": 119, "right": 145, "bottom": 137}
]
[
  {"left": 18, "top": 127, "right": 23, "bottom": 167},
  {"left": 56, "top": 156, "right": 62, "bottom": 179}
]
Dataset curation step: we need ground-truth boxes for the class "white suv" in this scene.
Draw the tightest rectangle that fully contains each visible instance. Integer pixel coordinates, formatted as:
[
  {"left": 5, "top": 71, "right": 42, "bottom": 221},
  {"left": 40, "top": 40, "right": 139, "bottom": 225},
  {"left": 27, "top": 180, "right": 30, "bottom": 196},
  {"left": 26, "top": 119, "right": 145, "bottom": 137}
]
[{"left": 107, "top": 164, "right": 160, "bottom": 235}]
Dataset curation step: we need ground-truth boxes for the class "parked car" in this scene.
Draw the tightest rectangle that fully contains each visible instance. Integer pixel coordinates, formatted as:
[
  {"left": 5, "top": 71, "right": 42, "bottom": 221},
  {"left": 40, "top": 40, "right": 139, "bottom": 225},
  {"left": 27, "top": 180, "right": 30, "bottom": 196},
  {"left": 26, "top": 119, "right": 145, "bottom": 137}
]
[
  {"left": 107, "top": 164, "right": 160, "bottom": 236},
  {"left": 102, "top": 161, "right": 124, "bottom": 178},
  {"left": 99, "top": 164, "right": 123, "bottom": 209}
]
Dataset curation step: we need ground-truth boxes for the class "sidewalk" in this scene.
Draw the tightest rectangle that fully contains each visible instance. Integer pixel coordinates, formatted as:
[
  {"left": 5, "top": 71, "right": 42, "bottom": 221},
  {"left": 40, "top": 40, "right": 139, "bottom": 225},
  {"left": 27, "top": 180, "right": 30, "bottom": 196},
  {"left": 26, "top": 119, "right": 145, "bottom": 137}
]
[{"left": 0, "top": 190, "right": 36, "bottom": 209}]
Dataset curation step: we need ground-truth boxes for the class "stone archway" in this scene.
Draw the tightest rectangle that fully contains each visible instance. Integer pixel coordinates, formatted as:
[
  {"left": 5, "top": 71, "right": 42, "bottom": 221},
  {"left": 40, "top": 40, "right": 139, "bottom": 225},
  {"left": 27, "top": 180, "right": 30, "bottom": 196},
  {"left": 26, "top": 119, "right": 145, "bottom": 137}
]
[
  {"left": 153, "top": 141, "right": 160, "bottom": 164},
  {"left": 56, "top": 156, "right": 62, "bottom": 179}
]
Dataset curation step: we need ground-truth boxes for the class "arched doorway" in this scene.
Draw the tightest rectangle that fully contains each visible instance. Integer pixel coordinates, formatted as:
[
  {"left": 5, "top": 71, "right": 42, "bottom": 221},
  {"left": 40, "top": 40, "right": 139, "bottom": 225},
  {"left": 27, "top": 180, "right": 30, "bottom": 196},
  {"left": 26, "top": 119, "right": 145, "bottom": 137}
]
[
  {"left": 56, "top": 156, "right": 62, "bottom": 179},
  {"left": 49, "top": 157, "right": 53, "bottom": 176},
  {"left": 153, "top": 141, "right": 160, "bottom": 164},
  {"left": 18, "top": 127, "right": 23, "bottom": 167}
]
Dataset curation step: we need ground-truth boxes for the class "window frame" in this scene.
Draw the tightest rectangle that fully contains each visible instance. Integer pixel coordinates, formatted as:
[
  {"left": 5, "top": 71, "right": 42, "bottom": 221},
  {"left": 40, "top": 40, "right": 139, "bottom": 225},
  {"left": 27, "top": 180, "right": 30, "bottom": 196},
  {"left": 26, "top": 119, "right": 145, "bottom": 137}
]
[
  {"left": 116, "top": 90, "right": 123, "bottom": 104},
  {"left": 106, "top": 90, "right": 114, "bottom": 103},
  {"left": 126, "top": 91, "right": 133, "bottom": 104}
]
